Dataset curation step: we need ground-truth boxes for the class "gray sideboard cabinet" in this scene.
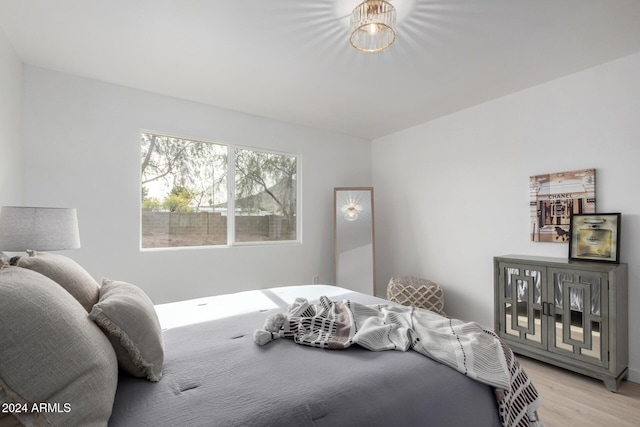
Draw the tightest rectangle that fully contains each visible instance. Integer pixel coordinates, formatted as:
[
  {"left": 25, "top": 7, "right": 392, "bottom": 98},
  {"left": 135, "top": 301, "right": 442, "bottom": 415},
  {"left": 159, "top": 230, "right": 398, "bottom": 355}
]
[{"left": 494, "top": 255, "right": 628, "bottom": 391}]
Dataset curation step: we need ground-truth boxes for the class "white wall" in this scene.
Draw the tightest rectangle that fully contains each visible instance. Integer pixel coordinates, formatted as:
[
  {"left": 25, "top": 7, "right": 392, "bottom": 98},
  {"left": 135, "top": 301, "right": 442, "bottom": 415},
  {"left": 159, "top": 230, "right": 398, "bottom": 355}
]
[
  {"left": 372, "top": 52, "right": 640, "bottom": 381},
  {"left": 0, "top": 28, "right": 23, "bottom": 206},
  {"left": 21, "top": 66, "right": 371, "bottom": 304}
]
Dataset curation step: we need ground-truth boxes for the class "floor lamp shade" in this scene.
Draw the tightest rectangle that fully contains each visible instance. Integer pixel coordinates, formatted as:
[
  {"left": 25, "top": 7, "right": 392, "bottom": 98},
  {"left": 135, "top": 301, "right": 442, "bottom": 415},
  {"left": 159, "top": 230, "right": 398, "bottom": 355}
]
[{"left": 0, "top": 206, "right": 81, "bottom": 251}]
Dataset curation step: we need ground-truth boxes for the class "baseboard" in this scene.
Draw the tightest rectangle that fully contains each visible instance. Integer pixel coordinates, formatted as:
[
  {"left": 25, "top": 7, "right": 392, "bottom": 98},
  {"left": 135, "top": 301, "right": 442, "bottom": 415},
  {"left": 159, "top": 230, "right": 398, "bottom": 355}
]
[{"left": 627, "top": 367, "right": 640, "bottom": 384}]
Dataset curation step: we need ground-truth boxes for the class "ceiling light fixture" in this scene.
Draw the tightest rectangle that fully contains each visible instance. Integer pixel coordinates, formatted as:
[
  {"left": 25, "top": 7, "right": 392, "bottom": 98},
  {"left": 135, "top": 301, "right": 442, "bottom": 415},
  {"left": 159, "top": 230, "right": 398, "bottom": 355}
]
[{"left": 350, "top": 0, "right": 397, "bottom": 53}]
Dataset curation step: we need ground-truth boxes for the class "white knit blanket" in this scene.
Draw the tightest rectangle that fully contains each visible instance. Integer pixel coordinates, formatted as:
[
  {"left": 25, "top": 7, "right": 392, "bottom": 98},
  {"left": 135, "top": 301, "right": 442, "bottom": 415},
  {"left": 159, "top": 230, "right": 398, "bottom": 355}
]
[{"left": 256, "top": 296, "right": 543, "bottom": 427}]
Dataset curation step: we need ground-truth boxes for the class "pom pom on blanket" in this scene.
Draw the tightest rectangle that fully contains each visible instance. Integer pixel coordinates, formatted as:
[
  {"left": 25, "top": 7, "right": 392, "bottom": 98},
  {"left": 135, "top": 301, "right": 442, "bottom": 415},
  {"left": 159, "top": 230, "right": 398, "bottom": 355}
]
[
  {"left": 264, "top": 312, "right": 286, "bottom": 332},
  {"left": 254, "top": 312, "right": 287, "bottom": 346},
  {"left": 254, "top": 330, "right": 276, "bottom": 346}
]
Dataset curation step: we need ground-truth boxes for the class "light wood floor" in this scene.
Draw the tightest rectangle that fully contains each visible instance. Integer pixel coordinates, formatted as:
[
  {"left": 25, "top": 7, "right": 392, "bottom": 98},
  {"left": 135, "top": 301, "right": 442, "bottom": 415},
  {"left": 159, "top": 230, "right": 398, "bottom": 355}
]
[{"left": 518, "top": 356, "right": 640, "bottom": 426}]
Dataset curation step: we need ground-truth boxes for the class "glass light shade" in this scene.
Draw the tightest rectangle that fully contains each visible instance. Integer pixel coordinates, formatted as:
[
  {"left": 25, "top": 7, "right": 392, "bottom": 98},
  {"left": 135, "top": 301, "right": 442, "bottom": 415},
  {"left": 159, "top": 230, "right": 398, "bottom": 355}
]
[
  {"left": 350, "top": 0, "right": 397, "bottom": 52},
  {"left": 344, "top": 206, "right": 359, "bottom": 221},
  {"left": 0, "top": 206, "right": 81, "bottom": 251}
]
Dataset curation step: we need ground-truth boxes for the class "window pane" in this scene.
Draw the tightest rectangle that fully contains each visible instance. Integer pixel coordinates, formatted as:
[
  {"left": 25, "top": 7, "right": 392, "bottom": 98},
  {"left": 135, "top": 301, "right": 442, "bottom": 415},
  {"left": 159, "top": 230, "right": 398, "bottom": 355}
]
[
  {"left": 234, "top": 148, "right": 297, "bottom": 242},
  {"left": 141, "top": 132, "right": 227, "bottom": 248}
]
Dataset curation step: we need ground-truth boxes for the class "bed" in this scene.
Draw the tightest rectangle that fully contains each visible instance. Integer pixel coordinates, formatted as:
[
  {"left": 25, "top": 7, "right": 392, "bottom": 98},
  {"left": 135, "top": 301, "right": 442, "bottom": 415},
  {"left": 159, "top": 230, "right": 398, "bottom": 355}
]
[{"left": 0, "top": 253, "right": 541, "bottom": 427}]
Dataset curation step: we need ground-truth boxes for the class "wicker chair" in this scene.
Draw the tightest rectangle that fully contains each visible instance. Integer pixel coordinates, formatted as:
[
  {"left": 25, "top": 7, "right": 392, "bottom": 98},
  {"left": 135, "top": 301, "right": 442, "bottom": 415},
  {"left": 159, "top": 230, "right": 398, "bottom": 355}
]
[{"left": 386, "top": 276, "right": 446, "bottom": 316}]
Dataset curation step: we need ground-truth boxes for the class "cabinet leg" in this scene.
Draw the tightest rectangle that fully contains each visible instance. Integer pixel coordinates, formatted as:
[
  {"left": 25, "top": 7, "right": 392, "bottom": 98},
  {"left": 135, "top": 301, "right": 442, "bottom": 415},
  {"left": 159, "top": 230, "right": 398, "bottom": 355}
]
[
  {"left": 603, "top": 377, "right": 618, "bottom": 393},
  {"left": 604, "top": 368, "right": 629, "bottom": 393}
]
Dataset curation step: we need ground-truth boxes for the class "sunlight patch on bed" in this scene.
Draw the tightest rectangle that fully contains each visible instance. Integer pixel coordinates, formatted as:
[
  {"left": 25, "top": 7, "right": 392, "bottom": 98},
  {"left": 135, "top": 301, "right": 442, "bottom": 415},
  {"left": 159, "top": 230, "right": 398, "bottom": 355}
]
[
  {"left": 155, "top": 290, "right": 279, "bottom": 330},
  {"left": 154, "top": 285, "right": 352, "bottom": 330}
]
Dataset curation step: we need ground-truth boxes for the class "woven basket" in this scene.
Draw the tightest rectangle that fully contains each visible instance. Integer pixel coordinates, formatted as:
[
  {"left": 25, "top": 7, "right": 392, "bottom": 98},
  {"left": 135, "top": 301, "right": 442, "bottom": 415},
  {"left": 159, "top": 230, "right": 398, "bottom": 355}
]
[{"left": 387, "top": 276, "right": 446, "bottom": 316}]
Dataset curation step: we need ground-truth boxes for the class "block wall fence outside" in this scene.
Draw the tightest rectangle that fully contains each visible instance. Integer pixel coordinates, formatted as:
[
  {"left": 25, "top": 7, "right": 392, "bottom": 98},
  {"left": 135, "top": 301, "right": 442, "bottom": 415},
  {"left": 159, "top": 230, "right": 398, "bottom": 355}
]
[{"left": 141, "top": 211, "right": 294, "bottom": 242}]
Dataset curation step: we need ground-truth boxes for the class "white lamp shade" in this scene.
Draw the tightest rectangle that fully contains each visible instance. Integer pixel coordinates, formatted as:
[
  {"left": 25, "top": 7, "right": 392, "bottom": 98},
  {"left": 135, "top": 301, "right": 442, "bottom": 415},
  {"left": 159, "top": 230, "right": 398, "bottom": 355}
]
[{"left": 0, "top": 206, "right": 81, "bottom": 251}]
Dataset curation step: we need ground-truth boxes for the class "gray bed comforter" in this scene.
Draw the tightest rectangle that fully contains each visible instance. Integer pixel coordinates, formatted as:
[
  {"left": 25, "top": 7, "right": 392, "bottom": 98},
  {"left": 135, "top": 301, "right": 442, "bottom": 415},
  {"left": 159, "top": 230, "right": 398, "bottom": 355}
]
[{"left": 109, "top": 290, "right": 501, "bottom": 427}]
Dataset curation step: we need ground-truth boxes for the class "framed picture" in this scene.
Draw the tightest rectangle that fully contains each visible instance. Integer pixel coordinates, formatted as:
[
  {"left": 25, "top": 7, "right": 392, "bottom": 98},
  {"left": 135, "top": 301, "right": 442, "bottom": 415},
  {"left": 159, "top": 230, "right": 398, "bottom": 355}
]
[
  {"left": 569, "top": 213, "right": 621, "bottom": 263},
  {"left": 530, "top": 169, "right": 596, "bottom": 243}
]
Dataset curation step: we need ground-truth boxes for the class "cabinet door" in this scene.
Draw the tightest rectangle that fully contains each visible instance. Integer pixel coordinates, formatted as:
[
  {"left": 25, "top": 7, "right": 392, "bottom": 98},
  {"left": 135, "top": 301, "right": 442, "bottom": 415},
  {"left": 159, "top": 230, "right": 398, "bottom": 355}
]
[
  {"left": 497, "top": 263, "right": 546, "bottom": 349},
  {"left": 547, "top": 268, "right": 608, "bottom": 367}
]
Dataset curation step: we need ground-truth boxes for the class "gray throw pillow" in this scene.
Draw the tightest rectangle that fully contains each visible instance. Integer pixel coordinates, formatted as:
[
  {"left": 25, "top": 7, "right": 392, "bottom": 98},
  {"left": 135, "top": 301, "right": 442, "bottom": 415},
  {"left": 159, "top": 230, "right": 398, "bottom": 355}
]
[
  {"left": 15, "top": 251, "right": 99, "bottom": 312},
  {"left": 0, "top": 265, "right": 118, "bottom": 427},
  {"left": 90, "top": 278, "right": 164, "bottom": 382}
]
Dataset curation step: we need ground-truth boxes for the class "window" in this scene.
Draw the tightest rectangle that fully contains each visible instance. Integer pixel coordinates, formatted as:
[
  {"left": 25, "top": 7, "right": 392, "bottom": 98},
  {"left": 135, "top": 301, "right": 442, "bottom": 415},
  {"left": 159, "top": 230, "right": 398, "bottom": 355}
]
[
  {"left": 141, "top": 132, "right": 298, "bottom": 249},
  {"left": 234, "top": 147, "right": 297, "bottom": 242}
]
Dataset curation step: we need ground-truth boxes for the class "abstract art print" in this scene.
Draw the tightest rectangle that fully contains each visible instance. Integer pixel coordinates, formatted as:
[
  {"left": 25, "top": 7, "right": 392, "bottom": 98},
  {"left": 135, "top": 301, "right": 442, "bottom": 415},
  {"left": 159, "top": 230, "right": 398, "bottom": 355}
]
[{"left": 529, "top": 168, "right": 596, "bottom": 242}]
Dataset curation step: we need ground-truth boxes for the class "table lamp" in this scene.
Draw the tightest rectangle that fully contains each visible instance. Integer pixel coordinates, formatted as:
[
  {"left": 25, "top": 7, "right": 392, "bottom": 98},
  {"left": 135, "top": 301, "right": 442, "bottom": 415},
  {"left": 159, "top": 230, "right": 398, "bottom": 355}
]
[{"left": 0, "top": 206, "right": 81, "bottom": 255}]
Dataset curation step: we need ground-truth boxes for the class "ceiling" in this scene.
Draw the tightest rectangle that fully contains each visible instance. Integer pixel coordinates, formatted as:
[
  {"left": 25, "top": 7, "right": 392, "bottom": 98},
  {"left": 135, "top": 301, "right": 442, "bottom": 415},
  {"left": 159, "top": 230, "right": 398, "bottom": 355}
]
[{"left": 2, "top": 0, "right": 640, "bottom": 140}]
